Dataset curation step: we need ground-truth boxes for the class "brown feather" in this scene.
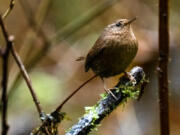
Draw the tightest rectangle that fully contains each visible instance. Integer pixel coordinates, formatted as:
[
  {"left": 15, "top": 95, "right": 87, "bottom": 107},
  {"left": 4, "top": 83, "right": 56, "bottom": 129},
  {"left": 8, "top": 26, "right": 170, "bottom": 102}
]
[{"left": 84, "top": 18, "right": 138, "bottom": 78}]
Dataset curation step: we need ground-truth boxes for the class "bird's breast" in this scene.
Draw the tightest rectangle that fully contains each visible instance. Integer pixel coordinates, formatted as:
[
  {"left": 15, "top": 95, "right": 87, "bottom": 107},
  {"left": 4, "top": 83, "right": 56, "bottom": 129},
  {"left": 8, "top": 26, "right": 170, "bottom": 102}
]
[{"left": 91, "top": 38, "right": 138, "bottom": 77}]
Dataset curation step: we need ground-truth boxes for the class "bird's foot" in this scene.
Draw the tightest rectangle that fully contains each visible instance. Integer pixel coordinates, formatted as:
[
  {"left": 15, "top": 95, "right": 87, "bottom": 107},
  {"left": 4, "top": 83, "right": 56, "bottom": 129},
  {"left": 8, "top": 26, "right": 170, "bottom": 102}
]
[
  {"left": 124, "top": 72, "right": 136, "bottom": 86},
  {"left": 104, "top": 88, "right": 118, "bottom": 100}
]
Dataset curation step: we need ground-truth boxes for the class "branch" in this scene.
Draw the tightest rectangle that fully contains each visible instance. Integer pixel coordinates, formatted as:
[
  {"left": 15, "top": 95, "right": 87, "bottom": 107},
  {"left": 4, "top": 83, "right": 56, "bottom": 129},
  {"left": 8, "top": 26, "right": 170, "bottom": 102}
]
[
  {"left": 158, "top": 0, "right": 170, "bottom": 135},
  {"left": 31, "top": 66, "right": 148, "bottom": 135},
  {"left": 2, "top": 0, "right": 15, "bottom": 19},
  {"left": 66, "top": 66, "right": 147, "bottom": 135},
  {"left": 1, "top": 8, "right": 44, "bottom": 121},
  {"left": 31, "top": 111, "right": 65, "bottom": 135},
  {"left": 55, "top": 75, "right": 98, "bottom": 112},
  {"left": 0, "top": 16, "right": 12, "bottom": 135},
  {"left": 0, "top": 1, "right": 15, "bottom": 133},
  {"left": 10, "top": 45, "right": 45, "bottom": 118}
]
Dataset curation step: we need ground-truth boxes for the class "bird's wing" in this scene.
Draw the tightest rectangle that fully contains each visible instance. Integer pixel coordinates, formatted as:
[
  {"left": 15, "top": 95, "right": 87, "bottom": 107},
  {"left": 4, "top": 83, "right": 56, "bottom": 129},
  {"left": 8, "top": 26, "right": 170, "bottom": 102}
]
[{"left": 85, "top": 36, "right": 107, "bottom": 72}]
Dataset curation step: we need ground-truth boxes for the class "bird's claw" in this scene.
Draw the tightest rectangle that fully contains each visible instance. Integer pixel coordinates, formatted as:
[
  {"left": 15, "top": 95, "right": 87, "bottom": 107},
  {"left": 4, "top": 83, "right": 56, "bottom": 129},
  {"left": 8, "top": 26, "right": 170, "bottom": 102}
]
[{"left": 124, "top": 72, "right": 136, "bottom": 86}]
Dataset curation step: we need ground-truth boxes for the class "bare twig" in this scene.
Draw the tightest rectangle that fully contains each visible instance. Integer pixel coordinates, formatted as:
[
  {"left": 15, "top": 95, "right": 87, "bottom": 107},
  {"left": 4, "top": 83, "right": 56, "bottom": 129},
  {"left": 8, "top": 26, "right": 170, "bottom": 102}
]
[
  {"left": 55, "top": 74, "right": 98, "bottom": 112},
  {"left": 0, "top": 50, "right": 9, "bottom": 135},
  {"left": 0, "top": 11, "right": 44, "bottom": 120},
  {"left": 7, "top": 0, "right": 52, "bottom": 95},
  {"left": 0, "top": 16, "right": 11, "bottom": 135},
  {"left": 2, "top": 0, "right": 15, "bottom": 19},
  {"left": 158, "top": 0, "right": 170, "bottom": 135},
  {"left": 10, "top": 45, "right": 44, "bottom": 117},
  {"left": 0, "top": 1, "right": 16, "bottom": 133}
]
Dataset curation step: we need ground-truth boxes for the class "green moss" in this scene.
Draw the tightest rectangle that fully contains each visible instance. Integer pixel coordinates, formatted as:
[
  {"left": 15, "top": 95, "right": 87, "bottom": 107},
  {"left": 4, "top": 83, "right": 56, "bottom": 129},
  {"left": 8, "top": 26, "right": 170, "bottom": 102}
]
[
  {"left": 66, "top": 70, "right": 148, "bottom": 134},
  {"left": 121, "top": 86, "right": 140, "bottom": 99},
  {"left": 85, "top": 106, "right": 99, "bottom": 120},
  {"left": 100, "top": 93, "right": 108, "bottom": 100}
]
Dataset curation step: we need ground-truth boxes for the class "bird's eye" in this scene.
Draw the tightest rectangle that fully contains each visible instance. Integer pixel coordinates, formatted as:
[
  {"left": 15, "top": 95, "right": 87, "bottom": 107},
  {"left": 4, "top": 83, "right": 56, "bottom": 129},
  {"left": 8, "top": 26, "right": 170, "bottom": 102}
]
[{"left": 116, "top": 22, "right": 122, "bottom": 27}]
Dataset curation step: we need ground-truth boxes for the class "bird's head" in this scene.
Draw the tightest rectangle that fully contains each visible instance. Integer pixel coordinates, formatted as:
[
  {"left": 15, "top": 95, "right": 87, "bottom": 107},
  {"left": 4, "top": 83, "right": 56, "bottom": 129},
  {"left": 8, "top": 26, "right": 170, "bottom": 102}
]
[{"left": 105, "top": 17, "right": 137, "bottom": 34}]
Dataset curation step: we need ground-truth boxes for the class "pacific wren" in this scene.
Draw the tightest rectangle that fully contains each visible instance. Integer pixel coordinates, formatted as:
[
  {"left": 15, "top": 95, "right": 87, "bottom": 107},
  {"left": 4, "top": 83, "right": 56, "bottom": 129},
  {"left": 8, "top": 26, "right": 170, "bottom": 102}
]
[
  {"left": 85, "top": 18, "right": 138, "bottom": 78},
  {"left": 58, "top": 18, "right": 138, "bottom": 107}
]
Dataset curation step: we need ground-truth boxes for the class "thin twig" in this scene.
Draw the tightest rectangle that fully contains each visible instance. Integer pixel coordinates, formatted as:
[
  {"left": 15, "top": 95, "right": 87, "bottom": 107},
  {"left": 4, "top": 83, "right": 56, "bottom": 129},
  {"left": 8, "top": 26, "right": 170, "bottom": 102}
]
[
  {"left": 0, "top": 16, "right": 11, "bottom": 135},
  {"left": 158, "top": 0, "right": 170, "bottom": 135},
  {"left": 7, "top": 0, "right": 51, "bottom": 95},
  {"left": 0, "top": 12, "right": 44, "bottom": 120},
  {"left": 55, "top": 74, "right": 98, "bottom": 112},
  {"left": 2, "top": 0, "right": 15, "bottom": 19},
  {"left": 1, "top": 0, "right": 44, "bottom": 119},
  {"left": 0, "top": 1, "right": 16, "bottom": 133},
  {"left": 10, "top": 45, "right": 44, "bottom": 117},
  {"left": 1, "top": 51, "right": 10, "bottom": 135}
]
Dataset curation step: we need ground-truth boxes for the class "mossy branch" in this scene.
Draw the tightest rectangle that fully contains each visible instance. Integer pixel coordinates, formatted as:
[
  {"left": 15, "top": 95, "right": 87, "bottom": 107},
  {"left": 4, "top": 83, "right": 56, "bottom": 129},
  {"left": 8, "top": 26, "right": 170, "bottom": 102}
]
[
  {"left": 66, "top": 66, "right": 148, "bottom": 135},
  {"left": 31, "top": 66, "right": 147, "bottom": 135}
]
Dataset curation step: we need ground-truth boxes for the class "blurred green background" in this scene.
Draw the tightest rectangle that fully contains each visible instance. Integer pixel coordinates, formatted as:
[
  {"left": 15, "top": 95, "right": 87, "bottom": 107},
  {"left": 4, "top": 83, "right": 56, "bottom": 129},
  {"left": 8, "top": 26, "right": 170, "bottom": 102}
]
[{"left": 0, "top": 0, "right": 180, "bottom": 134}]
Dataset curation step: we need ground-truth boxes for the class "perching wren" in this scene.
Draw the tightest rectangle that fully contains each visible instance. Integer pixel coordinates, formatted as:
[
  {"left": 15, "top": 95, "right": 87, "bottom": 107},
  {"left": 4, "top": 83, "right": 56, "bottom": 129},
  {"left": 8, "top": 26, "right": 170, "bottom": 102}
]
[
  {"left": 84, "top": 18, "right": 138, "bottom": 99},
  {"left": 58, "top": 18, "right": 138, "bottom": 108},
  {"left": 85, "top": 18, "right": 138, "bottom": 78}
]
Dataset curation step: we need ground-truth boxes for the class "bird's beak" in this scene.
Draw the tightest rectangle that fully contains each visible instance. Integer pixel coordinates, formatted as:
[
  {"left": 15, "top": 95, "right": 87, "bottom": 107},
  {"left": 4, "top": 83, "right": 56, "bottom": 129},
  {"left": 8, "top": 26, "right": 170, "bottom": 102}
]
[{"left": 124, "top": 17, "right": 136, "bottom": 26}]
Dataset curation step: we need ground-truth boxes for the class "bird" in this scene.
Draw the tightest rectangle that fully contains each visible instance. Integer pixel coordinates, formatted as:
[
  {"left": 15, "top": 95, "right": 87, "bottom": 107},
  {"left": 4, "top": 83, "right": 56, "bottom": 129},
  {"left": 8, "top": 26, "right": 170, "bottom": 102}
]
[
  {"left": 84, "top": 18, "right": 138, "bottom": 99},
  {"left": 58, "top": 18, "right": 138, "bottom": 109}
]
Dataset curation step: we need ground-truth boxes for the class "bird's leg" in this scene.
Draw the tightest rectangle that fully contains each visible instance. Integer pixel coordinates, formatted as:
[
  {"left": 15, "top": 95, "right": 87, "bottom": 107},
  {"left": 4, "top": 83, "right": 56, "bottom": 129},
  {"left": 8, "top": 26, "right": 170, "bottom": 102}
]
[
  {"left": 101, "top": 78, "right": 118, "bottom": 100},
  {"left": 124, "top": 71, "right": 136, "bottom": 85}
]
